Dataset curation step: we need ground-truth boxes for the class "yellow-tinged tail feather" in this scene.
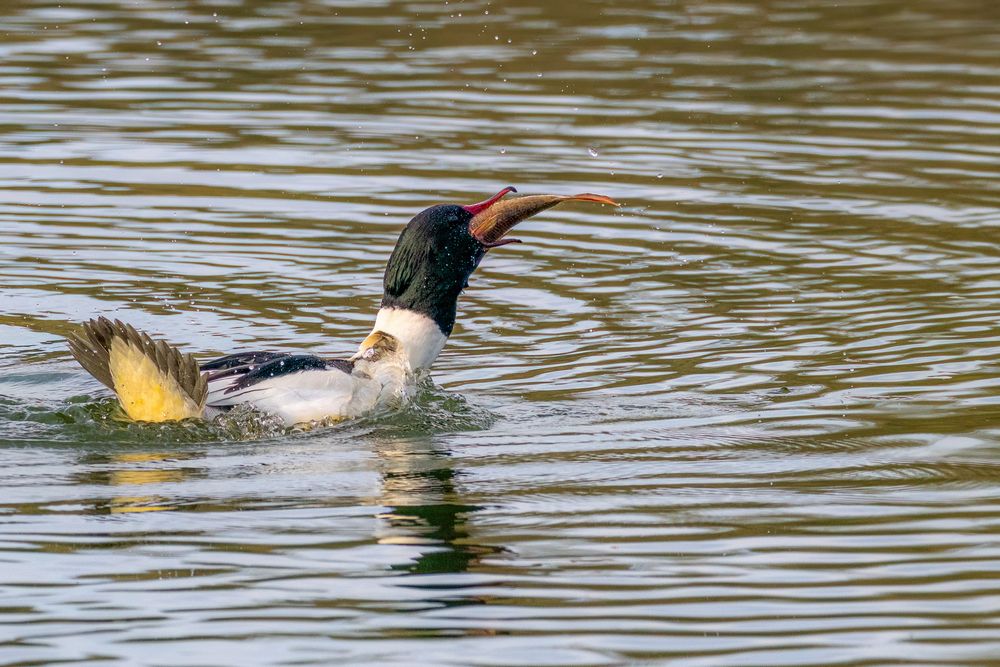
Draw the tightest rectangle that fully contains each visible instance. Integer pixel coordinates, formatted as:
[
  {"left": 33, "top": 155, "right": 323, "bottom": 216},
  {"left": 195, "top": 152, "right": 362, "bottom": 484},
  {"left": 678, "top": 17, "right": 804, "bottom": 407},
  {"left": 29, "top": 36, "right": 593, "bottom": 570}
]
[{"left": 67, "top": 317, "right": 207, "bottom": 422}]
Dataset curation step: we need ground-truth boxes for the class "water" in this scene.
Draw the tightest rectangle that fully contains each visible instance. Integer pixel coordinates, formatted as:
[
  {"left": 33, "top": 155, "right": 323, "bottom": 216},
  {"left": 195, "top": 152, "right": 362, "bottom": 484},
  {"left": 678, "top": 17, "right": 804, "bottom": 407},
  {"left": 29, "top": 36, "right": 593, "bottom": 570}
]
[{"left": 2, "top": 0, "right": 999, "bottom": 663}]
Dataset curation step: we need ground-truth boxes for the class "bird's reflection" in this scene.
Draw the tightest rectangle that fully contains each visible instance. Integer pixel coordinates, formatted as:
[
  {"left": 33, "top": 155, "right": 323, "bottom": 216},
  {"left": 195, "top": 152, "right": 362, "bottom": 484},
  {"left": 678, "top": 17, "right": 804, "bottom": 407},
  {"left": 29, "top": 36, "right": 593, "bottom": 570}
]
[
  {"left": 373, "top": 436, "right": 503, "bottom": 581},
  {"left": 74, "top": 451, "right": 202, "bottom": 514},
  {"left": 72, "top": 429, "right": 501, "bottom": 592}
]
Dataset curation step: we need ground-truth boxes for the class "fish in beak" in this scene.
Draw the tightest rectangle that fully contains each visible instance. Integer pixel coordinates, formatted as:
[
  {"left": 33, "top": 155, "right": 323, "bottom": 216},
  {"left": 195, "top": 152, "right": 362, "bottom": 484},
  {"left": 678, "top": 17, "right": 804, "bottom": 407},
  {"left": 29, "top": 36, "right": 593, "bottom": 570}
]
[{"left": 463, "top": 187, "right": 619, "bottom": 248}]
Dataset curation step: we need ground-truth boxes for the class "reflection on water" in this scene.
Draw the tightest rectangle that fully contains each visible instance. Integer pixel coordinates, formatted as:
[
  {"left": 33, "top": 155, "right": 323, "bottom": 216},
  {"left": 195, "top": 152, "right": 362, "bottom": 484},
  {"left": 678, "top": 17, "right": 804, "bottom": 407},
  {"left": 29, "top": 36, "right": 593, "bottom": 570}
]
[
  {"left": 3, "top": 0, "right": 1000, "bottom": 663},
  {"left": 376, "top": 437, "right": 498, "bottom": 578},
  {"left": 75, "top": 451, "right": 202, "bottom": 514}
]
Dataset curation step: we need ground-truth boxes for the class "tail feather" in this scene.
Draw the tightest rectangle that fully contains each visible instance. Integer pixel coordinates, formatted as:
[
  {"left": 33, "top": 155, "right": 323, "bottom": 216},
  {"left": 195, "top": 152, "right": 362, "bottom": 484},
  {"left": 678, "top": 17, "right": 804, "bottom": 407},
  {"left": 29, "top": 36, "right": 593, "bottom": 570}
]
[
  {"left": 67, "top": 318, "right": 116, "bottom": 390},
  {"left": 68, "top": 317, "right": 207, "bottom": 422}
]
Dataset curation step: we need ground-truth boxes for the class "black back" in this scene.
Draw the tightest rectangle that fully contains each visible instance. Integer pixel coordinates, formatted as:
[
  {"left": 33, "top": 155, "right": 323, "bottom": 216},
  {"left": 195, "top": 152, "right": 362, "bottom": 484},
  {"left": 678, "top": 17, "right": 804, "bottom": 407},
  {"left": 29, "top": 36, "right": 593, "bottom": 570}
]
[{"left": 201, "top": 352, "right": 353, "bottom": 394}]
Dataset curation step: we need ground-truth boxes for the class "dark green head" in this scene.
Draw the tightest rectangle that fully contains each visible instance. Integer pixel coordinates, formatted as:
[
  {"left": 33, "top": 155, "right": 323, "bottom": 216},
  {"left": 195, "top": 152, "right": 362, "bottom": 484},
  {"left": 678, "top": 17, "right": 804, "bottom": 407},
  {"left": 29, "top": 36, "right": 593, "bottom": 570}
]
[
  {"left": 380, "top": 187, "right": 619, "bottom": 337},
  {"left": 381, "top": 203, "right": 486, "bottom": 336}
]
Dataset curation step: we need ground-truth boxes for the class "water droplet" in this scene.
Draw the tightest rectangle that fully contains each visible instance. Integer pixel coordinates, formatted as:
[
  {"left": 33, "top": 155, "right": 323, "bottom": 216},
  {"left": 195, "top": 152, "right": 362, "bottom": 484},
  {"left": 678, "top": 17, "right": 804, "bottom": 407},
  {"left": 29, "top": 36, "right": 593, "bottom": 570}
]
[
  {"left": 531, "top": 50, "right": 537, "bottom": 55},
  {"left": 588, "top": 146, "right": 599, "bottom": 157},
  {"left": 656, "top": 173, "right": 663, "bottom": 179},
  {"left": 499, "top": 148, "right": 507, "bottom": 155}
]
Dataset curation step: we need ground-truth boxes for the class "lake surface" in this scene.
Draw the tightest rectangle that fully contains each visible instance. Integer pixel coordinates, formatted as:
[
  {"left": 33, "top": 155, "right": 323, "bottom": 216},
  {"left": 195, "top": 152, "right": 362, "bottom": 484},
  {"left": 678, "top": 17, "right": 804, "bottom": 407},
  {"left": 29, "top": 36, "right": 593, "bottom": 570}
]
[{"left": 2, "top": 0, "right": 999, "bottom": 663}]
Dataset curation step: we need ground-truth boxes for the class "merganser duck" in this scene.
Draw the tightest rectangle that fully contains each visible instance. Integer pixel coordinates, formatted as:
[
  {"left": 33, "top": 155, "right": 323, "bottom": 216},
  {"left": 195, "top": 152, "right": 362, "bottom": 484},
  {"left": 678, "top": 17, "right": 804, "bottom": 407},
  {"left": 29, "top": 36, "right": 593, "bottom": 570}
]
[{"left": 67, "top": 188, "right": 618, "bottom": 426}]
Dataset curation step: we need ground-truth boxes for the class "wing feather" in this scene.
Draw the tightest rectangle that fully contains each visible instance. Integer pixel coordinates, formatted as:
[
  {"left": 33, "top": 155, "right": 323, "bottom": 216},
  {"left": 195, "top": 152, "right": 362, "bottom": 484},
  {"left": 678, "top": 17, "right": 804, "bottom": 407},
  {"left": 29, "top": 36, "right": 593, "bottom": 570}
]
[{"left": 205, "top": 353, "right": 358, "bottom": 423}]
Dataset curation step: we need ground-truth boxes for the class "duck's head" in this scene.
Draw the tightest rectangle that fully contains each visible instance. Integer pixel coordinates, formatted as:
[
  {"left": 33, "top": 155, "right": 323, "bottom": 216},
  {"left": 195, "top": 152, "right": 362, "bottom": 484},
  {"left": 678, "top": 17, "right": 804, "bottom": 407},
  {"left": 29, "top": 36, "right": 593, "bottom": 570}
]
[{"left": 367, "top": 186, "right": 618, "bottom": 371}]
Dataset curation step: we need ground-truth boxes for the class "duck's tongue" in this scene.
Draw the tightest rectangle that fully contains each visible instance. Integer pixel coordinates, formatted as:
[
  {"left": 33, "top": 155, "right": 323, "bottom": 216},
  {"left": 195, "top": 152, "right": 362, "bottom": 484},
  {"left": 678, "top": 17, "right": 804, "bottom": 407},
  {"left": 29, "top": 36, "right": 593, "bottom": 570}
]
[{"left": 467, "top": 192, "right": 620, "bottom": 248}]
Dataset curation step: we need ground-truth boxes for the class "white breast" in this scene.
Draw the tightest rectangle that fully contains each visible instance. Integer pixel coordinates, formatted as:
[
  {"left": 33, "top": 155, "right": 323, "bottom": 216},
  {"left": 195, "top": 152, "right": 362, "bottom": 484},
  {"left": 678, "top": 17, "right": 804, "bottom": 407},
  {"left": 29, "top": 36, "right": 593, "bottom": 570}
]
[{"left": 364, "top": 308, "right": 448, "bottom": 372}]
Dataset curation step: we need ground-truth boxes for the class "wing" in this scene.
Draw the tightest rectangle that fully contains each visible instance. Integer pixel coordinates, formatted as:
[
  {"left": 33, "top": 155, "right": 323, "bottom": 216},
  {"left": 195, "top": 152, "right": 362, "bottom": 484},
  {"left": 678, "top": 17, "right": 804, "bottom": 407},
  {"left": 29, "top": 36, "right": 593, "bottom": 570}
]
[
  {"left": 203, "top": 352, "right": 358, "bottom": 425},
  {"left": 201, "top": 351, "right": 287, "bottom": 373}
]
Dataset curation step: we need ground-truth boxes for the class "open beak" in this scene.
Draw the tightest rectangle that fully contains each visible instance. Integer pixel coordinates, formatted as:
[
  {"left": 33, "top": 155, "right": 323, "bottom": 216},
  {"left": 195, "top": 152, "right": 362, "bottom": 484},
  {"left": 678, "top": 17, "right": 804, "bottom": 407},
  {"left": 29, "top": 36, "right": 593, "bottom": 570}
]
[{"left": 465, "top": 188, "right": 620, "bottom": 248}]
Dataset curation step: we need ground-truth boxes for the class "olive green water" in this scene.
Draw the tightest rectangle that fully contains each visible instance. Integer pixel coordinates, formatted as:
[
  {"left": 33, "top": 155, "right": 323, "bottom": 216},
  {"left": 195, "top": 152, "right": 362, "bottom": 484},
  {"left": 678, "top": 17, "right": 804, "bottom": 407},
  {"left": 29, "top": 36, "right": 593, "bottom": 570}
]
[{"left": 2, "top": 0, "right": 1000, "bottom": 664}]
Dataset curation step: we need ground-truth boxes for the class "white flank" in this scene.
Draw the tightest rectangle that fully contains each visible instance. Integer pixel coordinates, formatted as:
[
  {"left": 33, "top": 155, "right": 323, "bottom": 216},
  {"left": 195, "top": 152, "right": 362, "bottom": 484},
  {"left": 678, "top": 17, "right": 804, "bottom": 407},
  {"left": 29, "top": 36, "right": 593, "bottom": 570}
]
[
  {"left": 196, "top": 307, "right": 446, "bottom": 426},
  {"left": 207, "top": 368, "right": 369, "bottom": 424},
  {"left": 365, "top": 307, "right": 448, "bottom": 372}
]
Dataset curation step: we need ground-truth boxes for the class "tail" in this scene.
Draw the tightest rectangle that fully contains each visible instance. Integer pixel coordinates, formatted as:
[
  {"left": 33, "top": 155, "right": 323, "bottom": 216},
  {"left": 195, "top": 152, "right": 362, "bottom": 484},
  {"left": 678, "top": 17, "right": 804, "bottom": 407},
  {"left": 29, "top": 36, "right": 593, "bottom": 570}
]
[{"left": 67, "top": 317, "right": 207, "bottom": 422}]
